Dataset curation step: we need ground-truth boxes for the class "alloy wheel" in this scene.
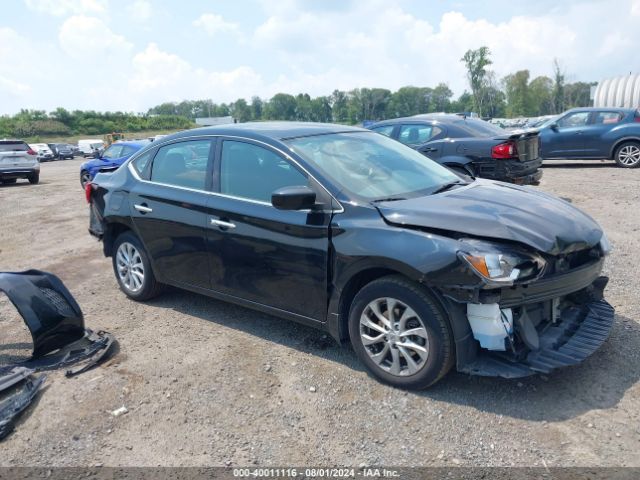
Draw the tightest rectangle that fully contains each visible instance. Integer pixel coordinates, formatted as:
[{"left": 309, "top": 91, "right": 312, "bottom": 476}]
[
  {"left": 116, "top": 242, "right": 145, "bottom": 293},
  {"left": 618, "top": 145, "right": 640, "bottom": 166},
  {"left": 359, "top": 297, "right": 430, "bottom": 376}
]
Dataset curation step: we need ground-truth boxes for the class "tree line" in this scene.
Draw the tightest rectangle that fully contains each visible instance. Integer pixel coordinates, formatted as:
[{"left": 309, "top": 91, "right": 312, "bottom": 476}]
[
  {"left": 0, "top": 108, "right": 194, "bottom": 139},
  {"left": 1, "top": 47, "right": 594, "bottom": 139},
  {"left": 149, "top": 48, "right": 594, "bottom": 123}
]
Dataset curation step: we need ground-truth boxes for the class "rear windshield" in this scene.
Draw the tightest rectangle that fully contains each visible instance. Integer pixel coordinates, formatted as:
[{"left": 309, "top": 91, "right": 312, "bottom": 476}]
[
  {"left": 451, "top": 118, "right": 506, "bottom": 137},
  {"left": 0, "top": 141, "right": 28, "bottom": 152}
]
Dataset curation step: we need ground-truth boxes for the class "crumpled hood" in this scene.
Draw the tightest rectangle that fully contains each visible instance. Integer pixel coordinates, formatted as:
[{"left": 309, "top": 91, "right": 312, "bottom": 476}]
[{"left": 375, "top": 180, "right": 603, "bottom": 255}]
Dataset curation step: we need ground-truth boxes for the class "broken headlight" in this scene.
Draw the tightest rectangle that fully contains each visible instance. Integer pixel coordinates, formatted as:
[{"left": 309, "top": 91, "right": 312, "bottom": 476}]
[{"left": 458, "top": 240, "right": 546, "bottom": 286}]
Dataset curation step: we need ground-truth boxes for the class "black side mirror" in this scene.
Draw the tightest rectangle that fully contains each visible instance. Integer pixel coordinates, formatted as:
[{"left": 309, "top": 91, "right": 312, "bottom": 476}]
[
  {"left": 550, "top": 123, "right": 559, "bottom": 131},
  {"left": 271, "top": 185, "right": 316, "bottom": 210}
]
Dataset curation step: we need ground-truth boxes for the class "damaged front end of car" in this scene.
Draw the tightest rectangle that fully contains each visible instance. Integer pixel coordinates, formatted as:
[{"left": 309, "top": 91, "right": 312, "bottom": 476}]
[{"left": 439, "top": 236, "right": 614, "bottom": 378}]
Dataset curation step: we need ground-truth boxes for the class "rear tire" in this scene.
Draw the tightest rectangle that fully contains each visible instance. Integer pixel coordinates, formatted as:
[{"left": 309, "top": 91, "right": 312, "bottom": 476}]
[
  {"left": 614, "top": 141, "right": 640, "bottom": 168},
  {"left": 112, "top": 231, "right": 164, "bottom": 301},
  {"left": 348, "top": 275, "right": 455, "bottom": 389},
  {"left": 28, "top": 173, "right": 39, "bottom": 184}
]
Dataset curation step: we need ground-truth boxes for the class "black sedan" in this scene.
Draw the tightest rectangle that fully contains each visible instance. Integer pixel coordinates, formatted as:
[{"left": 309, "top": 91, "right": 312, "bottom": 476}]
[
  {"left": 369, "top": 115, "right": 542, "bottom": 185},
  {"left": 87, "top": 123, "right": 612, "bottom": 389}
]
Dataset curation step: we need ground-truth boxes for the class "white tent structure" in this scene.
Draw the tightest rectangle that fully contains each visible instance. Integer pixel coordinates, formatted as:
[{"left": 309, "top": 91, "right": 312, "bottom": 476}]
[{"left": 592, "top": 74, "right": 640, "bottom": 109}]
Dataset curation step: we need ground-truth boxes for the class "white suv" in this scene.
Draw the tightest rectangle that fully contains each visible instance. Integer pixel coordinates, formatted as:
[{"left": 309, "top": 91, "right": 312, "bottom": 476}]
[{"left": 0, "top": 140, "right": 40, "bottom": 184}]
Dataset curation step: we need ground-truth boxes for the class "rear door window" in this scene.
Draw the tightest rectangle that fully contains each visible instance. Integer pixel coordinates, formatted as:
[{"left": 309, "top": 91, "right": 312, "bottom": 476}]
[
  {"left": 398, "top": 124, "right": 442, "bottom": 145},
  {"left": 593, "top": 111, "right": 624, "bottom": 124},
  {"left": 150, "top": 140, "right": 212, "bottom": 190}
]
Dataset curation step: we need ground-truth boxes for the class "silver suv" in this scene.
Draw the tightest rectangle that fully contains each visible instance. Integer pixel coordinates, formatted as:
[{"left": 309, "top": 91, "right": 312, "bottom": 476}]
[{"left": 0, "top": 140, "right": 40, "bottom": 184}]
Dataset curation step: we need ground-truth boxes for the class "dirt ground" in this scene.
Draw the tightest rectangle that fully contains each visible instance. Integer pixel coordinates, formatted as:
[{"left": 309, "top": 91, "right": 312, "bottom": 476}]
[{"left": 0, "top": 158, "right": 639, "bottom": 467}]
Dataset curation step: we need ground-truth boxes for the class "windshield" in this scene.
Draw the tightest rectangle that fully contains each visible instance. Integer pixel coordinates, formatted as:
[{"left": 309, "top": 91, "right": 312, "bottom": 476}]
[
  {"left": 538, "top": 115, "right": 560, "bottom": 128},
  {"left": 286, "top": 132, "right": 459, "bottom": 201}
]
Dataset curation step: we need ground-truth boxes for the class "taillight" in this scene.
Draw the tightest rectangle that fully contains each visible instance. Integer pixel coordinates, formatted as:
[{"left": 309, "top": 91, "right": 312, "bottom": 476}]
[
  {"left": 85, "top": 182, "right": 93, "bottom": 203},
  {"left": 492, "top": 141, "right": 518, "bottom": 159},
  {"left": 27, "top": 148, "right": 37, "bottom": 156},
  {"left": 634, "top": 115, "right": 640, "bottom": 123}
]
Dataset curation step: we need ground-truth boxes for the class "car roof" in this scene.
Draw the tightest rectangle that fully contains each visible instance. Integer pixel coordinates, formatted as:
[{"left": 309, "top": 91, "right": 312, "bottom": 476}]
[
  {"left": 161, "top": 122, "right": 367, "bottom": 143},
  {"left": 370, "top": 114, "right": 472, "bottom": 127}
]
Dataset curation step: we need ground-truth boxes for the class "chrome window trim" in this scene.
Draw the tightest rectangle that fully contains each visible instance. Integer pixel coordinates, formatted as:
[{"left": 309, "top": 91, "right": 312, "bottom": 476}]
[{"left": 127, "top": 133, "right": 344, "bottom": 213}]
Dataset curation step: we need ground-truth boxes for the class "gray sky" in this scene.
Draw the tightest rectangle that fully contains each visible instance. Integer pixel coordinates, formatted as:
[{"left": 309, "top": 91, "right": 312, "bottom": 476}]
[{"left": 1, "top": 0, "right": 638, "bottom": 114}]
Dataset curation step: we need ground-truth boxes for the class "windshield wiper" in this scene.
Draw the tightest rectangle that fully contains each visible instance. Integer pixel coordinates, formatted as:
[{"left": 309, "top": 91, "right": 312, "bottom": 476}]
[
  {"left": 430, "top": 181, "right": 467, "bottom": 195},
  {"left": 371, "top": 197, "right": 407, "bottom": 203}
]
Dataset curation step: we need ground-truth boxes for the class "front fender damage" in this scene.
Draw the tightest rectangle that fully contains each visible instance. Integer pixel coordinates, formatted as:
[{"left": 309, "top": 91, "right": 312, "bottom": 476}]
[{"left": 0, "top": 270, "right": 116, "bottom": 440}]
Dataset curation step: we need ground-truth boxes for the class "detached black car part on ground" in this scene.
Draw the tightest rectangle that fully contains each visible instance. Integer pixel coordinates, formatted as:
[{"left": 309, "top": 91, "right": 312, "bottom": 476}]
[
  {"left": 0, "top": 270, "right": 115, "bottom": 439},
  {"left": 87, "top": 122, "right": 612, "bottom": 389},
  {"left": 369, "top": 115, "right": 543, "bottom": 185}
]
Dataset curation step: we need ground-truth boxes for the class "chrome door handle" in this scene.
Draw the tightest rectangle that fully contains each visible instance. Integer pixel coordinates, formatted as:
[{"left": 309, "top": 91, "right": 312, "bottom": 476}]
[
  {"left": 134, "top": 204, "right": 153, "bottom": 213},
  {"left": 210, "top": 218, "right": 236, "bottom": 229}
]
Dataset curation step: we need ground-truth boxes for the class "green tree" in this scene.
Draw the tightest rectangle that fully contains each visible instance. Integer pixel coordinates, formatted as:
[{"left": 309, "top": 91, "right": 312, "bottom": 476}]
[
  {"left": 231, "top": 98, "right": 251, "bottom": 123},
  {"left": 564, "top": 82, "right": 596, "bottom": 109},
  {"left": 431, "top": 83, "right": 453, "bottom": 112},
  {"left": 529, "top": 76, "right": 554, "bottom": 116},
  {"left": 250, "top": 96, "right": 263, "bottom": 120},
  {"left": 461, "top": 46, "right": 492, "bottom": 116},
  {"left": 552, "top": 59, "right": 565, "bottom": 113},
  {"left": 264, "top": 93, "right": 297, "bottom": 120},
  {"left": 503, "top": 70, "right": 532, "bottom": 117},
  {"left": 329, "top": 90, "right": 348, "bottom": 123}
]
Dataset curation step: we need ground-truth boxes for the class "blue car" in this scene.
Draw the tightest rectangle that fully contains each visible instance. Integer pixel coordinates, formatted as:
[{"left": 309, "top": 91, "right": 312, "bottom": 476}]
[
  {"left": 538, "top": 107, "right": 640, "bottom": 168},
  {"left": 80, "top": 140, "right": 149, "bottom": 188}
]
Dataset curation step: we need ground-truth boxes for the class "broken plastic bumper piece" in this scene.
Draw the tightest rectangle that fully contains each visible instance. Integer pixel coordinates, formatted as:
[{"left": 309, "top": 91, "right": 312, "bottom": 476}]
[{"left": 0, "top": 269, "right": 115, "bottom": 375}]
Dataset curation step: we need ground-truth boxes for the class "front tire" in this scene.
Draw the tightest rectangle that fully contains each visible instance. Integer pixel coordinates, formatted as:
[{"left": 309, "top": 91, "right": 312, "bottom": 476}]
[
  {"left": 348, "top": 275, "right": 454, "bottom": 389},
  {"left": 614, "top": 141, "right": 640, "bottom": 168},
  {"left": 80, "top": 170, "right": 91, "bottom": 188},
  {"left": 112, "top": 231, "right": 164, "bottom": 301}
]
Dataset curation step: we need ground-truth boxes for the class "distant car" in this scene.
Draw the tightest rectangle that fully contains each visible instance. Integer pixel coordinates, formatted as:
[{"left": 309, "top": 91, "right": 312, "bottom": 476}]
[
  {"left": 80, "top": 140, "right": 149, "bottom": 188},
  {"left": 538, "top": 107, "right": 640, "bottom": 168},
  {"left": 48, "top": 143, "right": 75, "bottom": 160},
  {"left": 29, "top": 143, "right": 55, "bottom": 162},
  {"left": 369, "top": 115, "right": 542, "bottom": 185},
  {"left": 0, "top": 139, "right": 40, "bottom": 184},
  {"left": 78, "top": 139, "right": 104, "bottom": 158}
]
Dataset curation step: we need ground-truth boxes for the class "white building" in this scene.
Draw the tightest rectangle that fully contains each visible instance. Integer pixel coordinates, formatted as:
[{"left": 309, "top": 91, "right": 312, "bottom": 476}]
[{"left": 592, "top": 74, "right": 640, "bottom": 109}]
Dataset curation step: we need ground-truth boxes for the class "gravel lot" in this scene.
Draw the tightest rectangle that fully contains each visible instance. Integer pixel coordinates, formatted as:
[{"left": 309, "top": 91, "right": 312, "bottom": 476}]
[{"left": 1, "top": 158, "right": 639, "bottom": 467}]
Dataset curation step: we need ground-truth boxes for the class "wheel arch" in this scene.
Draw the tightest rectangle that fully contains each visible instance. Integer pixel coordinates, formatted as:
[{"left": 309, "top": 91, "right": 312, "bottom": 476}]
[
  {"left": 326, "top": 261, "right": 452, "bottom": 345},
  {"left": 609, "top": 137, "right": 640, "bottom": 159},
  {"left": 103, "top": 220, "right": 134, "bottom": 257}
]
